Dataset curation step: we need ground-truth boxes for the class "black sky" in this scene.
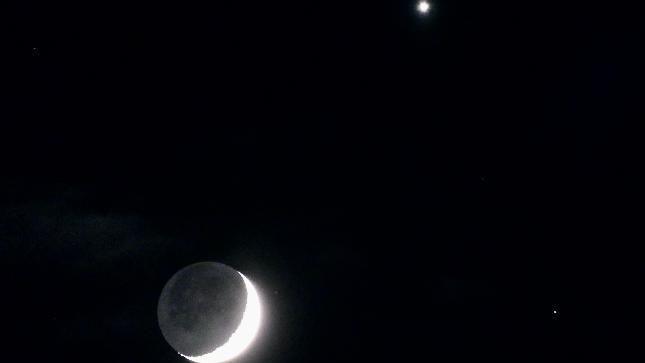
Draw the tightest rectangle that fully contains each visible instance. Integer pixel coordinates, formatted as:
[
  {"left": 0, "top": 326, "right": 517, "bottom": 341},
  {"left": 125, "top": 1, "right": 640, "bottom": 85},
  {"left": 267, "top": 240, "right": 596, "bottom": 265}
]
[{"left": 1, "top": 0, "right": 644, "bottom": 362}]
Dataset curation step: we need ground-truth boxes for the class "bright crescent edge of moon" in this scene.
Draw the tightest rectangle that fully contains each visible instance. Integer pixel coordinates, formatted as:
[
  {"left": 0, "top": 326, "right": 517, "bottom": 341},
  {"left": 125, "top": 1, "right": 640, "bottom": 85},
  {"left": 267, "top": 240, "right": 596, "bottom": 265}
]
[{"left": 180, "top": 272, "right": 262, "bottom": 363}]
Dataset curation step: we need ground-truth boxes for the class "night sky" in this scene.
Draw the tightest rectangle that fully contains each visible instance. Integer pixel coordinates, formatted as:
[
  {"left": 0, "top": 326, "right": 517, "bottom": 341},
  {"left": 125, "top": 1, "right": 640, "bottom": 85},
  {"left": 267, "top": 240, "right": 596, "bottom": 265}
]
[{"left": 2, "top": 0, "right": 644, "bottom": 362}]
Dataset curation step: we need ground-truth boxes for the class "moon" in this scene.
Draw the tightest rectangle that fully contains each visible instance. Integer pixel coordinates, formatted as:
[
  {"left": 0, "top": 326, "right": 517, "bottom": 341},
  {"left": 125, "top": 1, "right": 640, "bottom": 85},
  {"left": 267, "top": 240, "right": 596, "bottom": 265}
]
[{"left": 158, "top": 262, "right": 262, "bottom": 363}]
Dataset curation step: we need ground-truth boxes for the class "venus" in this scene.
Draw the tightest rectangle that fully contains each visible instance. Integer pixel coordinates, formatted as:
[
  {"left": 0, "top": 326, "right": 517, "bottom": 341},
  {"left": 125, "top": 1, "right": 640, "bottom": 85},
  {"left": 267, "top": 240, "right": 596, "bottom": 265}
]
[
  {"left": 158, "top": 262, "right": 262, "bottom": 363},
  {"left": 417, "top": 1, "right": 431, "bottom": 14}
]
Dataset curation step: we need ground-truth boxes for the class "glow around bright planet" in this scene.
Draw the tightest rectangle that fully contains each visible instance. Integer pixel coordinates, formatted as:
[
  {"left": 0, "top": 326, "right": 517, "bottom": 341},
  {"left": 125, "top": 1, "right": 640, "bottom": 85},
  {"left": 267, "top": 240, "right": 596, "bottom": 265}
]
[
  {"left": 158, "top": 262, "right": 262, "bottom": 363},
  {"left": 417, "top": 1, "right": 431, "bottom": 14}
]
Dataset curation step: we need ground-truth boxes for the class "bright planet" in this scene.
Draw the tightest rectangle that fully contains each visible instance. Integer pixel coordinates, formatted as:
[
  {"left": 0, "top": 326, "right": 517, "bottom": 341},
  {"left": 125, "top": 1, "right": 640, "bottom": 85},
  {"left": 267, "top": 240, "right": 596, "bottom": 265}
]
[
  {"left": 417, "top": 1, "right": 431, "bottom": 14},
  {"left": 157, "top": 262, "right": 262, "bottom": 363}
]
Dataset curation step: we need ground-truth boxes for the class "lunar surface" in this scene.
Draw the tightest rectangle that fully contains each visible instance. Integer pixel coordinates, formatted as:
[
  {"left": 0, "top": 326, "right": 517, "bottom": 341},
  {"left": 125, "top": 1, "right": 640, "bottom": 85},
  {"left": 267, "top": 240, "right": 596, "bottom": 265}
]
[{"left": 158, "top": 262, "right": 262, "bottom": 363}]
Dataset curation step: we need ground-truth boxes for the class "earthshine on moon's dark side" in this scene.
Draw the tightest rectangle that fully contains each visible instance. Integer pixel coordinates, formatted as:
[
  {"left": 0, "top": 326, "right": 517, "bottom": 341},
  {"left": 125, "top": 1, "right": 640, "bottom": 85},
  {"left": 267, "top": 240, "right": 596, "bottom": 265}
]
[{"left": 157, "top": 262, "right": 257, "bottom": 362}]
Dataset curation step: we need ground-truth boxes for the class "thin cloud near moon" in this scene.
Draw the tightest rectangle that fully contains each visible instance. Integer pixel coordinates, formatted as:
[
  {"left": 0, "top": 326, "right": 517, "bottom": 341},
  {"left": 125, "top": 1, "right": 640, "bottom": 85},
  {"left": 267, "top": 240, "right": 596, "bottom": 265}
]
[{"left": 181, "top": 272, "right": 262, "bottom": 363}]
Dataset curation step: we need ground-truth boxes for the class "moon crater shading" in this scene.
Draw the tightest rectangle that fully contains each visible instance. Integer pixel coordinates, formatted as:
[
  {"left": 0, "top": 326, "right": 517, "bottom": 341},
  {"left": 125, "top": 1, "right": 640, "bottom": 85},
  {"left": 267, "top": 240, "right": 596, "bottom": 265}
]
[{"left": 158, "top": 262, "right": 248, "bottom": 357}]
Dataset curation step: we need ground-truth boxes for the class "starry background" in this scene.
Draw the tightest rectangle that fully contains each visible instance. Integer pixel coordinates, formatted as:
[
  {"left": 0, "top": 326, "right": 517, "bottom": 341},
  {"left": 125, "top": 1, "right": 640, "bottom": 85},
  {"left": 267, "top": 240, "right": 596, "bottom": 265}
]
[{"left": 1, "top": 0, "right": 643, "bottom": 362}]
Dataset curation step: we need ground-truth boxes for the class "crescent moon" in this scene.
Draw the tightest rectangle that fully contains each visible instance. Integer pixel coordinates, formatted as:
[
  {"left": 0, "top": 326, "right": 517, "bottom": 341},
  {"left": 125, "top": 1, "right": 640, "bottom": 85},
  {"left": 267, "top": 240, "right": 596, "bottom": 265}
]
[{"left": 180, "top": 272, "right": 262, "bottom": 363}]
